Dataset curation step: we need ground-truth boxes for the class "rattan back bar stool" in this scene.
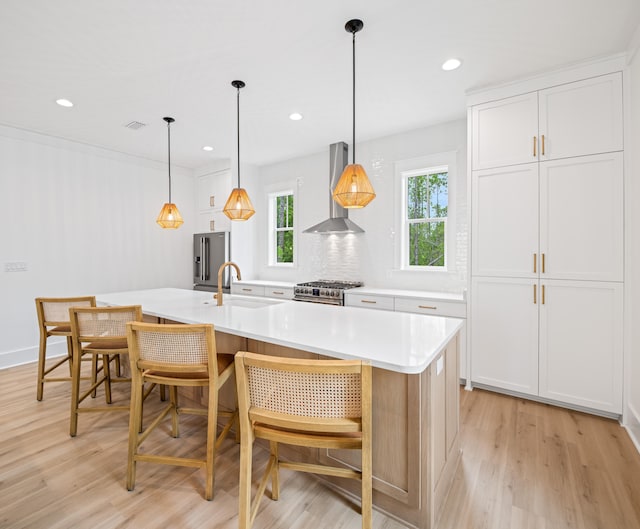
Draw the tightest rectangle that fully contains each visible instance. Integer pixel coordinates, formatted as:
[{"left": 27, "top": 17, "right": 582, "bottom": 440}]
[
  {"left": 68, "top": 305, "right": 143, "bottom": 436},
  {"left": 35, "top": 296, "right": 96, "bottom": 401},
  {"left": 234, "top": 351, "right": 373, "bottom": 529},
  {"left": 125, "top": 322, "right": 238, "bottom": 501}
]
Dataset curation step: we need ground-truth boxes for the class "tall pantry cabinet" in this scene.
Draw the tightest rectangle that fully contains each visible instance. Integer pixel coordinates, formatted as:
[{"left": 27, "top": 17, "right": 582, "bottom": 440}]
[{"left": 468, "top": 68, "right": 624, "bottom": 414}]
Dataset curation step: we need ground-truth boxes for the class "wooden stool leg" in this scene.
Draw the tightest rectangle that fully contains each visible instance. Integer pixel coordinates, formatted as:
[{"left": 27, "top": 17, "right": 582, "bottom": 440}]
[
  {"left": 69, "top": 345, "right": 83, "bottom": 437},
  {"left": 270, "top": 441, "right": 280, "bottom": 501},
  {"left": 66, "top": 336, "right": 74, "bottom": 376},
  {"left": 205, "top": 377, "right": 219, "bottom": 501},
  {"left": 238, "top": 432, "right": 254, "bottom": 529},
  {"left": 36, "top": 333, "right": 47, "bottom": 401},
  {"left": 170, "top": 386, "right": 179, "bottom": 437},
  {"left": 91, "top": 356, "right": 98, "bottom": 398},
  {"left": 103, "top": 354, "right": 112, "bottom": 404},
  {"left": 126, "top": 374, "right": 143, "bottom": 492}
]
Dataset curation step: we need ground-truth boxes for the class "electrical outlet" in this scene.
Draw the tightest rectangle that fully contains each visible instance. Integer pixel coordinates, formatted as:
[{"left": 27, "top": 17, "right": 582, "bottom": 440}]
[{"left": 4, "top": 262, "right": 28, "bottom": 272}]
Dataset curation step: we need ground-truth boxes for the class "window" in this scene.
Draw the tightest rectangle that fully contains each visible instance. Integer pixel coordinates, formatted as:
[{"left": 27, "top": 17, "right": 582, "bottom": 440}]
[
  {"left": 268, "top": 190, "right": 295, "bottom": 266},
  {"left": 396, "top": 152, "right": 456, "bottom": 271}
]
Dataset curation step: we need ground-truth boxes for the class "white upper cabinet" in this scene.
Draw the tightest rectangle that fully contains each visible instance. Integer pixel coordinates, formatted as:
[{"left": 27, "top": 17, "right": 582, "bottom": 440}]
[
  {"left": 539, "top": 73, "right": 623, "bottom": 161},
  {"left": 540, "top": 152, "right": 623, "bottom": 281},
  {"left": 472, "top": 92, "right": 538, "bottom": 170},
  {"left": 196, "top": 170, "right": 232, "bottom": 233},
  {"left": 472, "top": 164, "right": 538, "bottom": 278},
  {"left": 471, "top": 72, "right": 623, "bottom": 171}
]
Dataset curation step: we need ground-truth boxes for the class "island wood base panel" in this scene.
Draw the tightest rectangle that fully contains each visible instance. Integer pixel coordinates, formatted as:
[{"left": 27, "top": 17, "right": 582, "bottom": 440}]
[{"left": 151, "top": 318, "right": 461, "bottom": 529}]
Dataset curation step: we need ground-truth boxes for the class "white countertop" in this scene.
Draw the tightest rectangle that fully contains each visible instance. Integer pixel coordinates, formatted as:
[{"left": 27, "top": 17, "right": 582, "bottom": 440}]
[{"left": 96, "top": 288, "right": 463, "bottom": 374}]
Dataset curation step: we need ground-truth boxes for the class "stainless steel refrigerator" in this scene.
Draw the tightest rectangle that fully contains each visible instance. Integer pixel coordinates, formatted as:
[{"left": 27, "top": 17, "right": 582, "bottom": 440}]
[{"left": 193, "top": 231, "right": 230, "bottom": 292}]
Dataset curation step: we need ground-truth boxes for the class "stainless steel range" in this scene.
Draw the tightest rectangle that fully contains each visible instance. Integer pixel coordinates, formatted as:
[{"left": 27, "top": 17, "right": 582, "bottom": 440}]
[{"left": 294, "top": 280, "right": 363, "bottom": 306}]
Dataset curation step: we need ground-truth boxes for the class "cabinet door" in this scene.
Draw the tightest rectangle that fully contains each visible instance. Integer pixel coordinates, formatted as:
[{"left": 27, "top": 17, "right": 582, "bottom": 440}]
[
  {"left": 470, "top": 277, "right": 539, "bottom": 395},
  {"left": 539, "top": 73, "right": 623, "bottom": 161},
  {"left": 471, "top": 92, "right": 538, "bottom": 170},
  {"left": 539, "top": 280, "right": 622, "bottom": 413},
  {"left": 197, "top": 170, "right": 232, "bottom": 212},
  {"left": 540, "top": 152, "right": 623, "bottom": 281},
  {"left": 472, "top": 164, "right": 539, "bottom": 278}
]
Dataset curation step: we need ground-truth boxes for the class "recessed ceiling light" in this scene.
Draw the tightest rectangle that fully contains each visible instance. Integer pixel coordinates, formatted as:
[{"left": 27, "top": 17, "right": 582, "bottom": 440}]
[
  {"left": 289, "top": 112, "right": 303, "bottom": 121},
  {"left": 441, "top": 58, "right": 462, "bottom": 71},
  {"left": 56, "top": 98, "right": 74, "bottom": 107},
  {"left": 202, "top": 145, "right": 214, "bottom": 152}
]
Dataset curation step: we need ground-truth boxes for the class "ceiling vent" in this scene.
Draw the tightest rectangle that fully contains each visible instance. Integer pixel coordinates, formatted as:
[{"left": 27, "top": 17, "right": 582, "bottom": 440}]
[{"left": 124, "top": 121, "right": 147, "bottom": 130}]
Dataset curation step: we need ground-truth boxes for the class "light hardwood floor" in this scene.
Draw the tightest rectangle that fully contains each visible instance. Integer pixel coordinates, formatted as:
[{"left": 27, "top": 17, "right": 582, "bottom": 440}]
[{"left": 1, "top": 362, "right": 639, "bottom": 529}]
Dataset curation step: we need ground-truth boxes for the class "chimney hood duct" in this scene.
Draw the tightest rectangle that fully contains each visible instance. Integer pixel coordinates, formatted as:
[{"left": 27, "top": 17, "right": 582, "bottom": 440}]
[{"left": 303, "top": 142, "right": 364, "bottom": 234}]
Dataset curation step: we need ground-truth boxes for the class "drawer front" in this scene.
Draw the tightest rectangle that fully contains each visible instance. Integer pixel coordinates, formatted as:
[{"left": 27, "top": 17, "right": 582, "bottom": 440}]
[
  {"left": 394, "top": 297, "right": 466, "bottom": 318},
  {"left": 231, "top": 284, "right": 266, "bottom": 297},
  {"left": 264, "top": 287, "right": 294, "bottom": 300},
  {"left": 345, "top": 294, "right": 394, "bottom": 311}
]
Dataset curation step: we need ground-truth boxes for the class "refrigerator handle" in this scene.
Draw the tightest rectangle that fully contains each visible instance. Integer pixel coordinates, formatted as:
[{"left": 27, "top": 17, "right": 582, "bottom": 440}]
[{"left": 201, "top": 237, "right": 206, "bottom": 282}]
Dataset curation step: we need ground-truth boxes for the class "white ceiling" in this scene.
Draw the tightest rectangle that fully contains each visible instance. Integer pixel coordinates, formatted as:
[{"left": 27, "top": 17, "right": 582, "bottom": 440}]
[{"left": 1, "top": 0, "right": 639, "bottom": 169}]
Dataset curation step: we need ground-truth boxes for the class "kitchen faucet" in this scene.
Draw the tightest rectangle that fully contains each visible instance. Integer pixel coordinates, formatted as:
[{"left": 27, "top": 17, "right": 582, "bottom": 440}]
[{"left": 216, "top": 261, "right": 241, "bottom": 306}]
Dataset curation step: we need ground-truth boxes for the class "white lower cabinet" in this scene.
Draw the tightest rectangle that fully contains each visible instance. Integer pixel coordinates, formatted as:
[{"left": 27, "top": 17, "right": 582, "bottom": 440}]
[
  {"left": 471, "top": 277, "right": 539, "bottom": 396},
  {"left": 230, "top": 281, "right": 295, "bottom": 300},
  {"left": 231, "top": 284, "right": 265, "bottom": 297},
  {"left": 344, "top": 293, "right": 394, "bottom": 311},
  {"left": 539, "top": 280, "right": 622, "bottom": 413},
  {"left": 471, "top": 277, "right": 623, "bottom": 413}
]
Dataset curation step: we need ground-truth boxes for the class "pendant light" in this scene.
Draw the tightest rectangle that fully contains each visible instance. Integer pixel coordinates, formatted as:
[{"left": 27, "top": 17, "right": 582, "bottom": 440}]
[
  {"left": 332, "top": 19, "right": 376, "bottom": 209},
  {"left": 223, "top": 80, "right": 255, "bottom": 221},
  {"left": 156, "top": 117, "right": 184, "bottom": 229}
]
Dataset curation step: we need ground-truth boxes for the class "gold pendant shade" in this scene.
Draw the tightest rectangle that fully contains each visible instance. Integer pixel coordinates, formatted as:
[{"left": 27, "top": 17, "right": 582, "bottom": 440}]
[
  {"left": 156, "top": 203, "right": 184, "bottom": 229},
  {"left": 222, "top": 188, "right": 255, "bottom": 221},
  {"left": 332, "top": 163, "right": 376, "bottom": 209}
]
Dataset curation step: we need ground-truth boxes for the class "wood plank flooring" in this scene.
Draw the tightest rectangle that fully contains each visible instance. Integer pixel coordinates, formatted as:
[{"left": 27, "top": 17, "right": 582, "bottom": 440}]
[{"left": 1, "top": 362, "right": 640, "bottom": 529}]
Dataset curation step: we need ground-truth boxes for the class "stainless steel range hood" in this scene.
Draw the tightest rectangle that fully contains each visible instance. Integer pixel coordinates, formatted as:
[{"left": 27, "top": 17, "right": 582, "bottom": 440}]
[{"left": 303, "top": 142, "right": 364, "bottom": 234}]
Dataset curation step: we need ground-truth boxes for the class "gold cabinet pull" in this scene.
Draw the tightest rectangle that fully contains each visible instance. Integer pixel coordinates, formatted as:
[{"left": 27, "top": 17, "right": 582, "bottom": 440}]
[
  {"left": 533, "top": 253, "right": 537, "bottom": 273},
  {"left": 271, "top": 291, "right": 284, "bottom": 295},
  {"left": 361, "top": 300, "right": 377, "bottom": 304},
  {"left": 542, "top": 253, "right": 546, "bottom": 274},
  {"left": 533, "top": 136, "right": 537, "bottom": 157},
  {"left": 418, "top": 305, "right": 437, "bottom": 310},
  {"left": 242, "top": 288, "right": 252, "bottom": 292},
  {"left": 541, "top": 134, "right": 545, "bottom": 156},
  {"left": 542, "top": 284, "right": 545, "bottom": 305},
  {"left": 533, "top": 284, "right": 537, "bottom": 304}
]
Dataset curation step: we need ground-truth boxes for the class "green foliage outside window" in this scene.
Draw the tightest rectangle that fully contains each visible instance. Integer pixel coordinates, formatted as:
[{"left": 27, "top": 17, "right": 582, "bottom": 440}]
[
  {"left": 407, "top": 172, "right": 447, "bottom": 267},
  {"left": 275, "top": 194, "right": 294, "bottom": 263}
]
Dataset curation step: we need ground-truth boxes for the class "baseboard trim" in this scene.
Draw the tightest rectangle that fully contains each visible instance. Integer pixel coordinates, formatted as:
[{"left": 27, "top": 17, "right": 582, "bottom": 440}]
[
  {"left": 0, "top": 340, "right": 67, "bottom": 370},
  {"left": 470, "top": 382, "right": 622, "bottom": 420},
  {"left": 624, "top": 402, "right": 640, "bottom": 456}
]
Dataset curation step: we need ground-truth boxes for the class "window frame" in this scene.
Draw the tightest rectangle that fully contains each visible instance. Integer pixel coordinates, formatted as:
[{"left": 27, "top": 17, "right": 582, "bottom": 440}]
[
  {"left": 394, "top": 151, "right": 457, "bottom": 273},
  {"left": 267, "top": 189, "right": 296, "bottom": 267}
]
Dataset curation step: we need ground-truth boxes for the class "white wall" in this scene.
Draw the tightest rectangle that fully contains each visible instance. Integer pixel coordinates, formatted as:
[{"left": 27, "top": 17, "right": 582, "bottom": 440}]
[
  {"left": 626, "top": 25, "right": 640, "bottom": 447},
  {"left": 252, "top": 119, "right": 467, "bottom": 292},
  {"left": 0, "top": 125, "right": 195, "bottom": 368}
]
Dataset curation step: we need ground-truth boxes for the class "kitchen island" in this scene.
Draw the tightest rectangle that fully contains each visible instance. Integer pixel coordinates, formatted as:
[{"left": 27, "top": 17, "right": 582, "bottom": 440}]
[{"left": 97, "top": 288, "right": 463, "bottom": 529}]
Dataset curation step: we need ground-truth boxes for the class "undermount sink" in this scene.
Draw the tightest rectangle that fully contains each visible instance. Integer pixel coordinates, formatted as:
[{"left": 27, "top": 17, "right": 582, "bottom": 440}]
[{"left": 207, "top": 295, "right": 283, "bottom": 309}]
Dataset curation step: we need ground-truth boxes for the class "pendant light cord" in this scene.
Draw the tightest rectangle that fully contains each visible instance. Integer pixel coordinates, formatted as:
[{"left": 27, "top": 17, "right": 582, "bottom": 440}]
[
  {"left": 352, "top": 29, "right": 356, "bottom": 165},
  {"left": 167, "top": 119, "right": 172, "bottom": 204},
  {"left": 237, "top": 86, "right": 241, "bottom": 189}
]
